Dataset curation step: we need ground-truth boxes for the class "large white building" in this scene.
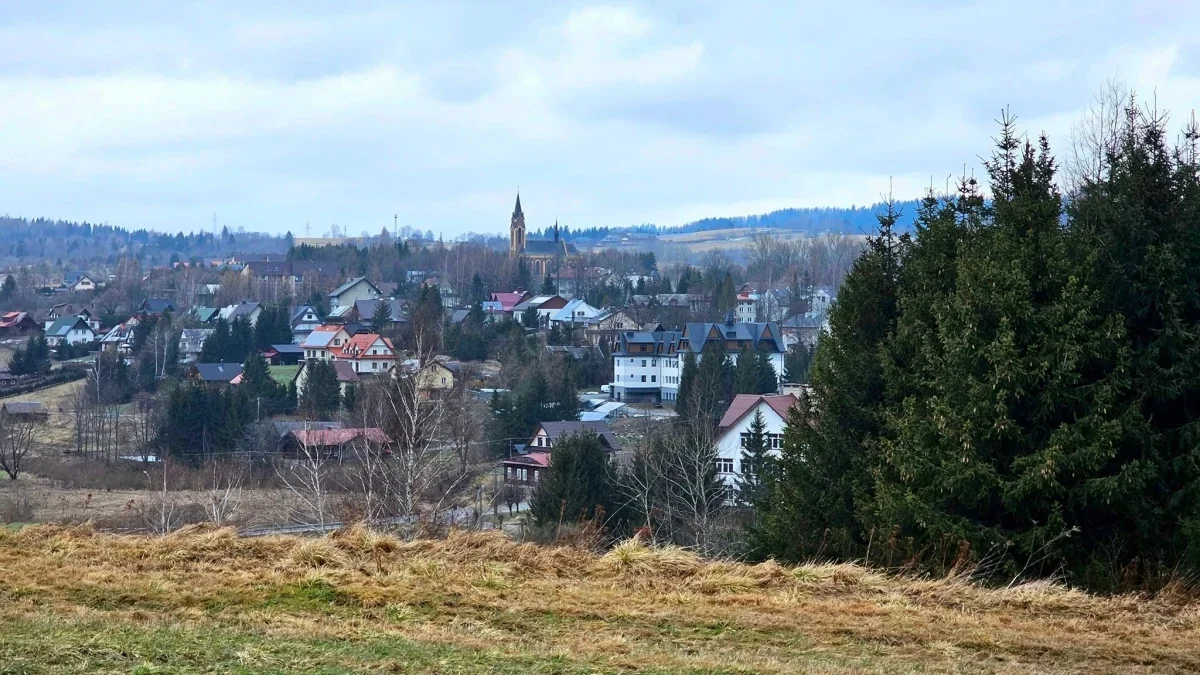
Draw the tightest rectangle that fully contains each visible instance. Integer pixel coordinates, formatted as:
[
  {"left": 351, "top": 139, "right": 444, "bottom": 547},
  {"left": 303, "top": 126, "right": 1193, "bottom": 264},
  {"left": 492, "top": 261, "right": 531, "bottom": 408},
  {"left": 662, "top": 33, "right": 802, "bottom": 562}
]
[
  {"left": 610, "top": 316, "right": 787, "bottom": 404},
  {"left": 714, "top": 393, "right": 797, "bottom": 487}
]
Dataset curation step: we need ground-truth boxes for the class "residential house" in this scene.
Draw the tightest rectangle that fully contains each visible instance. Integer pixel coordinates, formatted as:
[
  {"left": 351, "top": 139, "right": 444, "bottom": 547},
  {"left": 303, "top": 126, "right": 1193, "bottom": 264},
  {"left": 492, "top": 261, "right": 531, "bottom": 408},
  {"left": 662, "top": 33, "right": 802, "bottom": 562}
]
[
  {"left": 333, "top": 333, "right": 395, "bottom": 374},
  {"left": 352, "top": 298, "right": 406, "bottom": 330},
  {"left": 489, "top": 291, "right": 532, "bottom": 318},
  {"left": 400, "top": 356, "right": 459, "bottom": 394},
  {"left": 585, "top": 308, "right": 641, "bottom": 349},
  {"left": 780, "top": 313, "right": 826, "bottom": 348},
  {"left": 99, "top": 316, "right": 141, "bottom": 354},
  {"left": 290, "top": 305, "right": 322, "bottom": 343},
  {"left": 263, "top": 343, "right": 303, "bottom": 366},
  {"left": 178, "top": 328, "right": 214, "bottom": 364},
  {"left": 678, "top": 316, "right": 785, "bottom": 386},
  {"left": 192, "top": 306, "right": 220, "bottom": 324},
  {"left": 0, "top": 312, "right": 42, "bottom": 338},
  {"left": 328, "top": 277, "right": 380, "bottom": 309},
  {"left": 511, "top": 295, "right": 568, "bottom": 325},
  {"left": 46, "top": 305, "right": 99, "bottom": 332},
  {"left": 714, "top": 394, "right": 797, "bottom": 488},
  {"left": 139, "top": 298, "right": 177, "bottom": 315},
  {"left": 188, "top": 362, "right": 244, "bottom": 385},
  {"left": 295, "top": 358, "right": 359, "bottom": 398},
  {"left": 63, "top": 272, "right": 97, "bottom": 293},
  {"left": 299, "top": 324, "right": 351, "bottom": 361},
  {"left": 240, "top": 260, "right": 339, "bottom": 297},
  {"left": 500, "top": 451, "right": 548, "bottom": 487},
  {"left": 0, "top": 401, "right": 49, "bottom": 422},
  {"left": 545, "top": 345, "right": 603, "bottom": 361},
  {"left": 219, "top": 301, "right": 263, "bottom": 327},
  {"left": 525, "top": 420, "right": 623, "bottom": 454},
  {"left": 548, "top": 298, "right": 602, "bottom": 328},
  {"left": 45, "top": 316, "right": 96, "bottom": 347},
  {"left": 280, "top": 427, "right": 390, "bottom": 459}
]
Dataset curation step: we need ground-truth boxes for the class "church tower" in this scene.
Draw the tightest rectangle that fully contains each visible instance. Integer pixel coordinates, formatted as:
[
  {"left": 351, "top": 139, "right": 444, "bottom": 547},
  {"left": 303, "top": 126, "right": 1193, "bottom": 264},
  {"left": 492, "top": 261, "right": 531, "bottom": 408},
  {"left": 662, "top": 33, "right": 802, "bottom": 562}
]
[{"left": 509, "top": 192, "right": 526, "bottom": 256}]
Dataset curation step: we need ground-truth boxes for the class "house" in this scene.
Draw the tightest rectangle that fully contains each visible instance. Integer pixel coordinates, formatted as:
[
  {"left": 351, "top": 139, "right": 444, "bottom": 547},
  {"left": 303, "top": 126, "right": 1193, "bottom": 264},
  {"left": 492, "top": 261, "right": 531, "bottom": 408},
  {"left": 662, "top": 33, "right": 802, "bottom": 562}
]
[
  {"left": 511, "top": 295, "right": 568, "bottom": 324},
  {"left": 139, "top": 298, "right": 177, "bottom": 315},
  {"left": 47, "top": 305, "right": 100, "bottom": 332},
  {"left": 0, "top": 312, "right": 41, "bottom": 338},
  {"left": 178, "top": 328, "right": 214, "bottom": 364},
  {"left": 263, "top": 343, "right": 303, "bottom": 366},
  {"left": 295, "top": 358, "right": 359, "bottom": 398},
  {"left": 714, "top": 394, "right": 797, "bottom": 487},
  {"left": 545, "top": 345, "right": 602, "bottom": 361},
  {"left": 0, "top": 401, "right": 49, "bottom": 422},
  {"left": 585, "top": 308, "right": 641, "bottom": 349},
  {"left": 99, "top": 316, "right": 141, "bottom": 354},
  {"left": 219, "top": 301, "right": 262, "bottom": 327},
  {"left": 525, "top": 420, "right": 623, "bottom": 453},
  {"left": 352, "top": 298, "right": 406, "bottom": 329},
  {"left": 780, "top": 313, "right": 826, "bottom": 348},
  {"left": 290, "top": 305, "right": 323, "bottom": 343},
  {"left": 281, "top": 427, "right": 390, "bottom": 459},
  {"left": 333, "top": 333, "right": 395, "bottom": 374},
  {"left": 300, "top": 324, "right": 351, "bottom": 361},
  {"left": 45, "top": 316, "right": 96, "bottom": 347},
  {"left": 500, "top": 451, "right": 549, "bottom": 487},
  {"left": 735, "top": 288, "right": 758, "bottom": 323},
  {"left": 548, "top": 298, "right": 602, "bottom": 327},
  {"left": 328, "top": 277, "right": 381, "bottom": 309},
  {"left": 188, "top": 362, "right": 244, "bottom": 385},
  {"left": 489, "top": 291, "right": 532, "bottom": 315},
  {"left": 269, "top": 419, "right": 342, "bottom": 448},
  {"left": 192, "top": 307, "right": 220, "bottom": 324},
  {"left": 63, "top": 272, "right": 97, "bottom": 292},
  {"left": 240, "top": 261, "right": 339, "bottom": 295},
  {"left": 678, "top": 316, "right": 786, "bottom": 384}
]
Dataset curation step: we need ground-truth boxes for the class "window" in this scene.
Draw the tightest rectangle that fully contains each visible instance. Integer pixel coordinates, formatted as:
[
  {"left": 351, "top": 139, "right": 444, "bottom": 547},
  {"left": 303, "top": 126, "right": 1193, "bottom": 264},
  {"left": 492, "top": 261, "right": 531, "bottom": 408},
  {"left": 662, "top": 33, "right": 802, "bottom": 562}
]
[
  {"left": 641, "top": 375, "right": 646, "bottom": 382},
  {"left": 652, "top": 359, "right": 656, "bottom": 367},
  {"left": 651, "top": 375, "right": 656, "bottom": 383},
  {"left": 641, "top": 359, "right": 647, "bottom": 367},
  {"left": 739, "top": 433, "right": 749, "bottom": 448},
  {"left": 717, "top": 458, "right": 735, "bottom": 474}
]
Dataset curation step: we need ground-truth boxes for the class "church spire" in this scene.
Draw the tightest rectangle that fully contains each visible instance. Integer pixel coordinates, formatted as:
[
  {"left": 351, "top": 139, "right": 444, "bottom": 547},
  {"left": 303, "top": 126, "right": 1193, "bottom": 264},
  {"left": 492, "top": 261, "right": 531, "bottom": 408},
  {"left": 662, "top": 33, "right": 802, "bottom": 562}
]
[
  {"left": 554, "top": 218, "right": 559, "bottom": 242},
  {"left": 513, "top": 191, "right": 523, "bottom": 218}
]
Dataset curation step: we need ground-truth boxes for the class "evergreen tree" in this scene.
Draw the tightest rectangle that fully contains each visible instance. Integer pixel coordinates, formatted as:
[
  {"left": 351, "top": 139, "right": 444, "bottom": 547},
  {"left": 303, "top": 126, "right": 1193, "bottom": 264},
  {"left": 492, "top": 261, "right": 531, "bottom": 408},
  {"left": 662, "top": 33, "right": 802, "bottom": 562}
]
[
  {"left": 0, "top": 274, "right": 15, "bottom": 300},
  {"left": 540, "top": 274, "right": 556, "bottom": 295},
  {"left": 199, "top": 319, "right": 231, "bottom": 363},
  {"left": 674, "top": 351, "right": 698, "bottom": 418},
  {"left": 733, "top": 346, "right": 759, "bottom": 394},
  {"left": 341, "top": 383, "right": 357, "bottom": 413},
  {"left": 738, "top": 409, "right": 773, "bottom": 507},
  {"left": 299, "top": 360, "right": 341, "bottom": 419},
  {"left": 783, "top": 343, "right": 815, "bottom": 384},
  {"left": 751, "top": 199, "right": 906, "bottom": 561},
  {"left": 521, "top": 305, "right": 539, "bottom": 328},
  {"left": 371, "top": 300, "right": 393, "bottom": 333},
  {"left": 530, "top": 432, "right": 616, "bottom": 527},
  {"left": 689, "top": 341, "right": 732, "bottom": 425},
  {"left": 755, "top": 351, "right": 779, "bottom": 394},
  {"left": 469, "top": 273, "right": 487, "bottom": 305}
]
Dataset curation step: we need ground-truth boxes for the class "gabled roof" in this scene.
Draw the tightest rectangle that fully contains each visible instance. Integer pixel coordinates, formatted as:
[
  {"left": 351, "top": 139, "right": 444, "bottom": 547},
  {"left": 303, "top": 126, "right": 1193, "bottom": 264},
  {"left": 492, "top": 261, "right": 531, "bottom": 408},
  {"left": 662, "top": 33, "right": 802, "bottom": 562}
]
[
  {"left": 191, "top": 363, "right": 244, "bottom": 382},
  {"left": 502, "top": 451, "right": 549, "bottom": 468},
  {"left": 331, "top": 360, "right": 360, "bottom": 382},
  {"left": 291, "top": 304, "right": 321, "bottom": 322},
  {"left": 490, "top": 291, "right": 531, "bottom": 311},
  {"left": 267, "top": 343, "right": 303, "bottom": 355},
  {"left": 226, "top": 301, "right": 261, "bottom": 320},
  {"left": 46, "top": 316, "right": 91, "bottom": 337},
  {"left": 193, "top": 307, "right": 220, "bottom": 323},
  {"left": 329, "top": 276, "right": 379, "bottom": 299},
  {"left": 0, "top": 312, "right": 34, "bottom": 328},
  {"left": 336, "top": 333, "right": 394, "bottom": 359},
  {"left": 535, "top": 420, "right": 623, "bottom": 452},
  {"left": 271, "top": 420, "right": 342, "bottom": 438},
  {"left": 549, "top": 298, "right": 601, "bottom": 323},
  {"left": 718, "top": 394, "right": 798, "bottom": 430},
  {"left": 140, "top": 298, "right": 176, "bottom": 313},
  {"left": 179, "top": 328, "right": 214, "bottom": 353},
  {"left": 289, "top": 427, "right": 388, "bottom": 447},
  {"left": 353, "top": 298, "right": 406, "bottom": 322},
  {"left": 681, "top": 320, "right": 785, "bottom": 354}
]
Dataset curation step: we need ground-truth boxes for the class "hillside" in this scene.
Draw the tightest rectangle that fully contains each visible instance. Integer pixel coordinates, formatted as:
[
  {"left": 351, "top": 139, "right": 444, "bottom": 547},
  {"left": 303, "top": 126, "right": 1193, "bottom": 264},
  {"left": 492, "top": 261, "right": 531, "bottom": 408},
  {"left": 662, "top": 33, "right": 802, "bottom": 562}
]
[{"left": 0, "top": 526, "right": 1195, "bottom": 673}]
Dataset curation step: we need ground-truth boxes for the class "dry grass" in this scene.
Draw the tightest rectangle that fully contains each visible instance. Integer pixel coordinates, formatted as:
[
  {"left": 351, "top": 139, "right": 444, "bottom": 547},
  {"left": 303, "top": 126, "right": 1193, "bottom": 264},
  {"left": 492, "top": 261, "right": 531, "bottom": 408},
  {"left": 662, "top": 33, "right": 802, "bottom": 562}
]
[
  {"left": 0, "top": 527, "right": 1196, "bottom": 673},
  {"left": 0, "top": 378, "right": 83, "bottom": 447}
]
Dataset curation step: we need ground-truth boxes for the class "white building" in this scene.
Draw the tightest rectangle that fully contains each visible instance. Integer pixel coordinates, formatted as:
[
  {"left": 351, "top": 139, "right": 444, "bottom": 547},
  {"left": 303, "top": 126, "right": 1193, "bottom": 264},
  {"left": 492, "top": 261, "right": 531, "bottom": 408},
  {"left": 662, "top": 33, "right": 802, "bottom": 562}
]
[
  {"left": 549, "top": 298, "right": 603, "bottom": 327},
  {"left": 300, "top": 324, "right": 351, "bottom": 361},
  {"left": 328, "top": 277, "right": 381, "bottom": 310},
  {"left": 714, "top": 394, "right": 797, "bottom": 487},
  {"left": 609, "top": 317, "right": 787, "bottom": 404},
  {"left": 45, "top": 316, "right": 95, "bottom": 346}
]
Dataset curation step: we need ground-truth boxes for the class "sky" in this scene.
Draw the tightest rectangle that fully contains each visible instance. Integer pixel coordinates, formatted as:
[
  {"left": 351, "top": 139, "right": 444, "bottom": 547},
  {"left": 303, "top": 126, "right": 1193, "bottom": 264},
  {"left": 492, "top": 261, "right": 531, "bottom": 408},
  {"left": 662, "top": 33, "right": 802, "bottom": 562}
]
[{"left": 0, "top": 1, "right": 1197, "bottom": 238}]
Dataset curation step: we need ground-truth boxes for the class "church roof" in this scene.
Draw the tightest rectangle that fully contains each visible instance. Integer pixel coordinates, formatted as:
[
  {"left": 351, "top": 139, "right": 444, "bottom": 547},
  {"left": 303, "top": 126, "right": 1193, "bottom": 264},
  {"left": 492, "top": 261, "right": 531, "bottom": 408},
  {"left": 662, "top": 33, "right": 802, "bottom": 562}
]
[{"left": 513, "top": 192, "right": 523, "bottom": 217}]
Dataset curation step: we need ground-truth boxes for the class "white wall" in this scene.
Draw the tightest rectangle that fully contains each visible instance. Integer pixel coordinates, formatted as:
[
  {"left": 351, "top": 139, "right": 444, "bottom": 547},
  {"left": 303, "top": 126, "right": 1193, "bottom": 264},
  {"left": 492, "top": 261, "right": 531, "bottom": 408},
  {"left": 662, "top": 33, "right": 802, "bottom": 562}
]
[{"left": 714, "top": 401, "right": 788, "bottom": 487}]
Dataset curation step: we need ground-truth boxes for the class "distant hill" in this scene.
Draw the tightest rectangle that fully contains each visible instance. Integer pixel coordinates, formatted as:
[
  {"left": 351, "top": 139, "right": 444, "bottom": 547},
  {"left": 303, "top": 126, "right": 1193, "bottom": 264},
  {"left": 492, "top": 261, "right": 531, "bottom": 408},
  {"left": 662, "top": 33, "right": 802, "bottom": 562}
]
[{"left": 535, "top": 199, "right": 925, "bottom": 242}]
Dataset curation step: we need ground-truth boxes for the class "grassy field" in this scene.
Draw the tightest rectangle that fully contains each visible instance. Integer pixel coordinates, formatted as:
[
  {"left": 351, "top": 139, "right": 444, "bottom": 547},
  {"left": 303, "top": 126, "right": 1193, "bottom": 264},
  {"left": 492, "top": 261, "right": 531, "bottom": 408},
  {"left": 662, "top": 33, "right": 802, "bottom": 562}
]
[
  {"left": 0, "top": 377, "right": 83, "bottom": 448},
  {"left": 0, "top": 526, "right": 1196, "bottom": 673}
]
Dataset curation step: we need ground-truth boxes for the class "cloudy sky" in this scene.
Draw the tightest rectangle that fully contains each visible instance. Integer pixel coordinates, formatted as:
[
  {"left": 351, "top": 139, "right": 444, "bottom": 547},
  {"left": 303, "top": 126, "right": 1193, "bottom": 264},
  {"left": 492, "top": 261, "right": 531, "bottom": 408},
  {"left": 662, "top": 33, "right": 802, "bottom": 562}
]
[{"left": 0, "top": 1, "right": 1196, "bottom": 237}]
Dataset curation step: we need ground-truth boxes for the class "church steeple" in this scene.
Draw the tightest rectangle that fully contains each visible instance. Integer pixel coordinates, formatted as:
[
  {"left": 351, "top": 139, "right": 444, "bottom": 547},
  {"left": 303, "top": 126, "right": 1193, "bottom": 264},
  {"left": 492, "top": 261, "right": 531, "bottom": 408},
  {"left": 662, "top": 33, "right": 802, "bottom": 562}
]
[{"left": 509, "top": 191, "right": 526, "bottom": 256}]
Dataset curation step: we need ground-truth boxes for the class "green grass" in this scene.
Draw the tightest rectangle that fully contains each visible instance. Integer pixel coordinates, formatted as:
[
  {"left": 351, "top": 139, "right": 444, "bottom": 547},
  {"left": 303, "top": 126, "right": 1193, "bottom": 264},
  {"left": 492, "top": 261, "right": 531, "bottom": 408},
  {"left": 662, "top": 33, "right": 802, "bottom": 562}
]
[{"left": 0, "top": 616, "right": 665, "bottom": 675}]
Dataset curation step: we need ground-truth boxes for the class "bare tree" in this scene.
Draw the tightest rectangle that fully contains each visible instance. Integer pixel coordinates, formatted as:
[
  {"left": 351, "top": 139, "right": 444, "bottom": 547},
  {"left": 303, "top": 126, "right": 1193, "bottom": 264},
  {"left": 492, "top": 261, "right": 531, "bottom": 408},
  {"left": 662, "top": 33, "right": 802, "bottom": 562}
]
[
  {"left": 0, "top": 410, "right": 41, "bottom": 480},
  {"left": 141, "top": 460, "right": 178, "bottom": 536},
  {"left": 1065, "top": 78, "right": 1129, "bottom": 194},
  {"left": 204, "top": 459, "right": 245, "bottom": 527},
  {"left": 274, "top": 425, "right": 332, "bottom": 527}
]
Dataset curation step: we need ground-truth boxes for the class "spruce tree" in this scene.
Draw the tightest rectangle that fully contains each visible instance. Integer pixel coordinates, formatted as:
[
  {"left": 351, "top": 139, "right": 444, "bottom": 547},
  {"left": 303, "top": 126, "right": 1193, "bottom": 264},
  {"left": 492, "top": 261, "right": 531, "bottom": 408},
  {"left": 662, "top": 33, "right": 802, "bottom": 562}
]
[
  {"left": 738, "top": 408, "right": 773, "bottom": 507},
  {"left": 674, "top": 351, "right": 698, "bottom": 418},
  {"left": 733, "top": 345, "right": 759, "bottom": 394},
  {"left": 530, "top": 432, "right": 616, "bottom": 527}
]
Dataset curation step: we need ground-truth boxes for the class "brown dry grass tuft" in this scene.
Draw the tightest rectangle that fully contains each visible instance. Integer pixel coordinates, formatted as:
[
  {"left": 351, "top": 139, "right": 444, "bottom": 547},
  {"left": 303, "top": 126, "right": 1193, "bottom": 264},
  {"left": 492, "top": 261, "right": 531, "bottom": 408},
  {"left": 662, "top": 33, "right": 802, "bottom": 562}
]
[{"left": 0, "top": 527, "right": 1197, "bottom": 673}]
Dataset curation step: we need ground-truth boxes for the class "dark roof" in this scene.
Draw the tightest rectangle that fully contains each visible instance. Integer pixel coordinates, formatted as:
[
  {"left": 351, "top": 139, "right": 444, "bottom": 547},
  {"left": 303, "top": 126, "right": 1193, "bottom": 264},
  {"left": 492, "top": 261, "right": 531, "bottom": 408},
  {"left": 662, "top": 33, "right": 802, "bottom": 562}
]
[
  {"left": 1, "top": 401, "right": 47, "bottom": 416},
  {"left": 681, "top": 320, "right": 785, "bottom": 354},
  {"left": 140, "top": 298, "right": 176, "bottom": 313},
  {"left": 522, "top": 239, "right": 577, "bottom": 256},
  {"left": 268, "top": 343, "right": 303, "bottom": 354},
  {"left": 545, "top": 345, "right": 602, "bottom": 360},
  {"left": 353, "top": 298, "right": 406, "bottom": 322},
  {"left": 536, "top": 420, "right": 622, "bottom": 452},
  {"left": 291, "top": 305, "right": 321, "bottom": 322},
  {"left": 191, "top": 363, "right": 244, "bottom": 382},
  {"left": 331, "top": 360, "right": 360, "bottom": 382},
  {"left": 227, "top": 301, "right": 261, "bottom": 320},
  {"left": 270, "top": 420, "right": 342, "bottom": 439},
  {"left": 781, "top": 314, "right": 824, "bottom": 329},
  {"left": 244, "top": 261, "right": 291, "bottom": 276},
  {"left": 449, "top": 309, "right": 470, "bottom": 324},
  {"left": 513, "top": 192, "right": 523, "bottom": 218},
  {"left": 614, "top": 330, "right": 681, "bottom": 355}
]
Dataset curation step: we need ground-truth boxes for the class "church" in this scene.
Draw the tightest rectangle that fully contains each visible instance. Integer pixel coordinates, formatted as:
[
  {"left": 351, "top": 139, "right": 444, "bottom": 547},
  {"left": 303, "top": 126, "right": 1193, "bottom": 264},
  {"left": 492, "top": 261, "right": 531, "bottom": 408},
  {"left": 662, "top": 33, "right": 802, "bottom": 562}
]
[{"left": 508, "top": 192, "right": 578, "bottom": 278}]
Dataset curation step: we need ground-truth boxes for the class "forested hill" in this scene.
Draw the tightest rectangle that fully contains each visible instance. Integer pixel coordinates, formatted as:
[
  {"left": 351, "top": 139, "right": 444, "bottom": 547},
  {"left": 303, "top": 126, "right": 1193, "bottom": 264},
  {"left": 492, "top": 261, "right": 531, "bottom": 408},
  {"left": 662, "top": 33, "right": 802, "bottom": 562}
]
[{"left": 538, "top": 199, "right": 926, "bottom": 241}]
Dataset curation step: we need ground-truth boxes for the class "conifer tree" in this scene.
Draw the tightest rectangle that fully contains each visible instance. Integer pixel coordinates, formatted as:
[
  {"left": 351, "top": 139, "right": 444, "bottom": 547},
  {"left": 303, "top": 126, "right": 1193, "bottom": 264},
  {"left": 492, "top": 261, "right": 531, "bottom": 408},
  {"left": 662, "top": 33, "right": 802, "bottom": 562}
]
[
  {"left": 530, "top": 432, "right": 616, "bottom": 527},
  {"left": 674, "top": 351, "right": 698, "bottom": 418},
  {"left": 738, "top": 408, "right": 773, "bottom": 507}
]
